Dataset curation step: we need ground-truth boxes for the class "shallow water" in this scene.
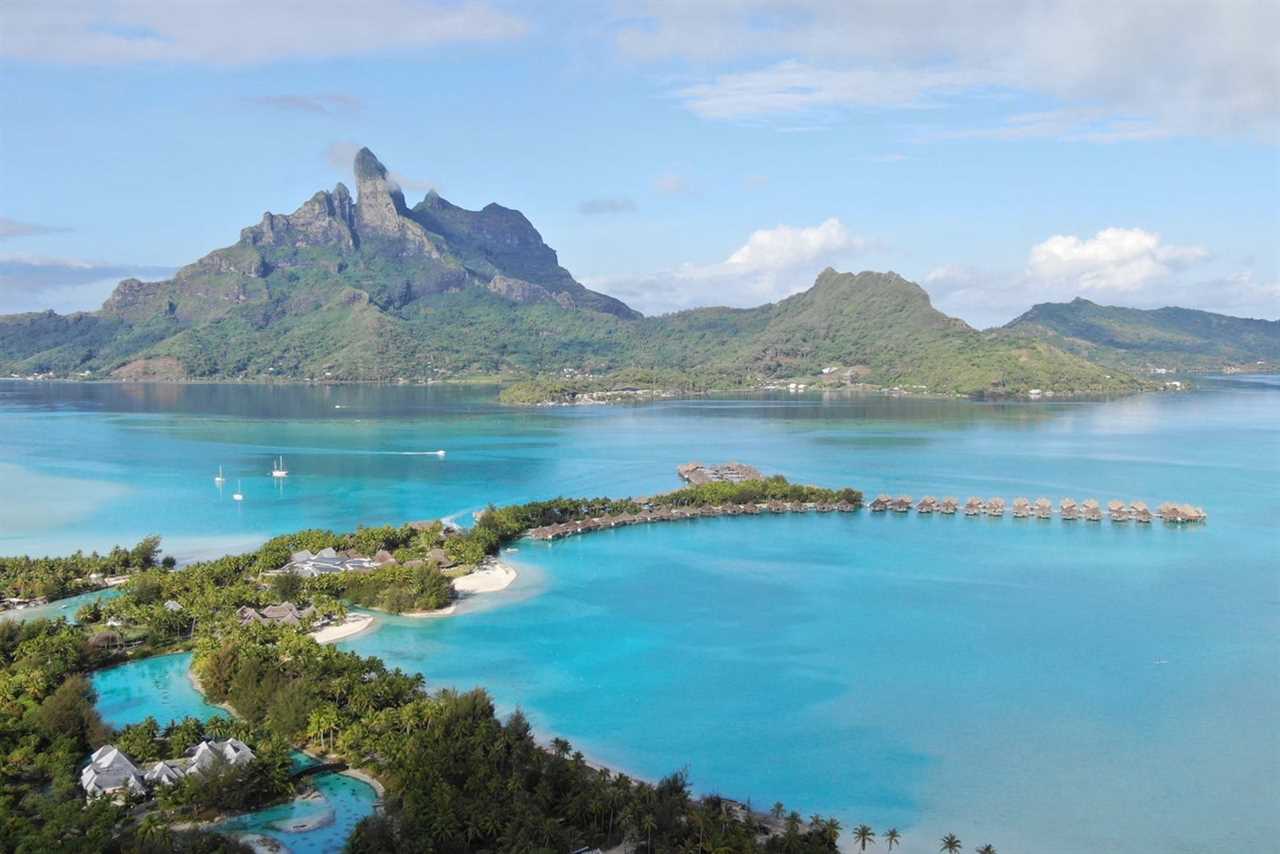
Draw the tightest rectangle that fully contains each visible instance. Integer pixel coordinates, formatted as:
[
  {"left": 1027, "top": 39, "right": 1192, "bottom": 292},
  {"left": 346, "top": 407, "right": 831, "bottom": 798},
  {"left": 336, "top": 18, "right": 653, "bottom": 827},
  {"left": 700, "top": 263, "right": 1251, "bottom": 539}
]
[
  {"left": 0, "top": 587, "right": 118, "bottom": 624},
  {"left": 92, "top": 651, "right": 225, "bottom": 728},
  {"left": 214, "top": 767, "right": 379, "bottom": 854},
  {"left": 7, "top": 378, "right": 1276, "bottom": 852}
]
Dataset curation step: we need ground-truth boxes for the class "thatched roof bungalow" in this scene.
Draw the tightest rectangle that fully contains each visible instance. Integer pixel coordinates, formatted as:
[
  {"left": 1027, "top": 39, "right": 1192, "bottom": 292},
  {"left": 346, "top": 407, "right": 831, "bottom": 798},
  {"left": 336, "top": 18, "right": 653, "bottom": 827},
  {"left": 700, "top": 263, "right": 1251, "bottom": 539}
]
[
  {"left": 870, "top": 494, "right": 892, "bottom": 512},
  {"left": 1012, "top": 497, "right": 1030, "bottom": 518},
  {"left": 891, "top": 495, "right": 913, "bottom": 513},
  {"left": 964, "top": 496, "right": 984, "bottom": 515},
  {"left": 986, "top": 497, "right": 1006, "bottom": 517},
  {"left": 940, "top": 497, "right": 959, "bottom": 514},
  {"left": 916, "top": 496, "right": 938, "bottom": 513}
]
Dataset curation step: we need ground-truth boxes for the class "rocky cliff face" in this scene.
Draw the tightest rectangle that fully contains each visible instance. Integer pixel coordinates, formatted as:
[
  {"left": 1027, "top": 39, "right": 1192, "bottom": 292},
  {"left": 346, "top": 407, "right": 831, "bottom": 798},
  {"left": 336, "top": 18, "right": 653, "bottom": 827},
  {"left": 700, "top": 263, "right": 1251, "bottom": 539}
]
[
  {"left": 351, "top": 148, "right": 441, "bottom": 258},
  {"left": 241, "top": 184, "right": 358, "bottom": 252}
]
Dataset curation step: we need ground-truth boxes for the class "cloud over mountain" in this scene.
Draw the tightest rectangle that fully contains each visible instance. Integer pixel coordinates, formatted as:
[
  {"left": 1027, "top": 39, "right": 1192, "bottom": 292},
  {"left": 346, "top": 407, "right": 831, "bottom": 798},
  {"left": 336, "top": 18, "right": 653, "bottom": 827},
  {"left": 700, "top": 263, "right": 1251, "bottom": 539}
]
[{"left": 591, "top": 218, "right": 873, "bottom": 314}]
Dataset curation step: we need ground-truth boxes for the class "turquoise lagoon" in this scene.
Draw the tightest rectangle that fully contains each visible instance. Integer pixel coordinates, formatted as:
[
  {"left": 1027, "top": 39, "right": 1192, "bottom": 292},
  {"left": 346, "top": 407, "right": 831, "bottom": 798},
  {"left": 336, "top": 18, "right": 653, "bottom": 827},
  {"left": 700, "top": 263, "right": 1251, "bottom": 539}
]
[
  {"left": 4, "top": 378, "right": 1278, "bottom": 852},
  {"left": 91, "top": 653, "right": 380, "bottom": 852},
  {"left": 92, "top": 651, "right": 224, "bottom": 729}
]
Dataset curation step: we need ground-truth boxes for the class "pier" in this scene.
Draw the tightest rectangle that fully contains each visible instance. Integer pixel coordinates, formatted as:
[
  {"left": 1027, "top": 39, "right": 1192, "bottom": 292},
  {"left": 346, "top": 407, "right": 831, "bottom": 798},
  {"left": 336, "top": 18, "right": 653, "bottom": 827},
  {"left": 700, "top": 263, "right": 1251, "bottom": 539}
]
[
  {"left": 868, "top": 494, "right": 1206, "bottom": 523},
  {"left": 524, "top": 463, "right": 1206, "bottom": 544}
]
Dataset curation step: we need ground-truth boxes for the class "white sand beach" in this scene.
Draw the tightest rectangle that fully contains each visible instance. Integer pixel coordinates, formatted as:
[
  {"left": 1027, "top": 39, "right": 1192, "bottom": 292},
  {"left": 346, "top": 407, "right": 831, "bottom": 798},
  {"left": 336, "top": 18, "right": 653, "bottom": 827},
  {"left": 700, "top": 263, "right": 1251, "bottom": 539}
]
[
  {"left": 452, "top": 562, "right": 518, "bottom": 595},
  {"left": 309, "top": 613, "right": 376, "bottom": 644}
]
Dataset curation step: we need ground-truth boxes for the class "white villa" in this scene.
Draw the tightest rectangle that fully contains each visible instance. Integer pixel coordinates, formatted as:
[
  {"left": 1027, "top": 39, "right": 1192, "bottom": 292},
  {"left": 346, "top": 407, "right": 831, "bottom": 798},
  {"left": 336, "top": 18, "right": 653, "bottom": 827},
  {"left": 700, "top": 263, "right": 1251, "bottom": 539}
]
[
  {"left": 81, "top": 738, "right": 255, "bottom": 801},
  {"left": 277, "top": 547, "right": 379, "bottom": 578}
]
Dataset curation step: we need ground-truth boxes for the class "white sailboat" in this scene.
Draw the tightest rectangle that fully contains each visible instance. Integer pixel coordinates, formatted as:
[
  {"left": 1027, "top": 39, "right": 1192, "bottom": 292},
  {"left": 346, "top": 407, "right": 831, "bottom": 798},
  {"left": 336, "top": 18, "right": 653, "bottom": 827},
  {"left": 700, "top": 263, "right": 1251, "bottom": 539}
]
[
  {"left": 232, "top": 480, "right": 244, "bottom": 502},
  {"left": 432, "top": 450, "right": 446, "bottom": 457},
  {"left": 271, "top": 456, "right": 289, "bottom": 478},
  {"left": 214, "top": 465, "right": 225, "bottom": 485}
]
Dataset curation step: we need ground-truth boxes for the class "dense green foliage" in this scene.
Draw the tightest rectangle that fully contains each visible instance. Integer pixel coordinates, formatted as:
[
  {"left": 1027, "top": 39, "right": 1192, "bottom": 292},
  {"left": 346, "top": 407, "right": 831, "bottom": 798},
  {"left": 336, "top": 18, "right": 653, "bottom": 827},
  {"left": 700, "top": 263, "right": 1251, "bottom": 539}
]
[
  {"left": 1006, "top": 297, "right": 1280, "bottom": 372},
  {"left": 194, "top": 623, "right": 844, "bottom": 854},
  {"left": 109, "top": 714, "right": 293, "bottom": 815},
  {"left": 1, "top": 209, "right": 1140, "bottom": 398},
  {"left": 0, "top": 617, "right": 251, "bottom": 853},
  {"left": 0, "top": 537, "right": 161, "bottom": 602}
]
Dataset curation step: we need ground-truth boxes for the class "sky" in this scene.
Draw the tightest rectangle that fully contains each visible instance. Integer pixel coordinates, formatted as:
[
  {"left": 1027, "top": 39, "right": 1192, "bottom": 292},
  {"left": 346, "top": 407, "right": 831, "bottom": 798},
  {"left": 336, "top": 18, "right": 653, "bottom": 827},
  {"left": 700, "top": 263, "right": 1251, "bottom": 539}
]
[{"left": 0, "top": 0, "right": 1277, "bottom": 327}]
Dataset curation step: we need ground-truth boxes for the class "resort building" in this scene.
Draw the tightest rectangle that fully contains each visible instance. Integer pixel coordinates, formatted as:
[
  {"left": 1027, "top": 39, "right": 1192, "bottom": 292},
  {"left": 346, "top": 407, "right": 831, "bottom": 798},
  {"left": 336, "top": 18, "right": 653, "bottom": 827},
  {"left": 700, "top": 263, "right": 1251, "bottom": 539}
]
[
  {"left": 81, "top": 739, "right": 256, "bottom": 801},
  {"left": 237, "top": 601, "right": 316, "bottom": 627},
  {"left": 80, "top": 745, "right": 147, "bottom": 800},
  {"left": 279, "top": 548, "right": 379, "bottom": 577}
]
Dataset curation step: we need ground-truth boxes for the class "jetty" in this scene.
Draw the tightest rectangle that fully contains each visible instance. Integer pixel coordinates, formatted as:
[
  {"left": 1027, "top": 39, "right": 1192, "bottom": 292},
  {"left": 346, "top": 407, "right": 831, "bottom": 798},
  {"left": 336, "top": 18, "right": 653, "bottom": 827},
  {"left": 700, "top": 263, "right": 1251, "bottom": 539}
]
[{"left": 524, "top": 463, "right": 1205, "bottom": 545}]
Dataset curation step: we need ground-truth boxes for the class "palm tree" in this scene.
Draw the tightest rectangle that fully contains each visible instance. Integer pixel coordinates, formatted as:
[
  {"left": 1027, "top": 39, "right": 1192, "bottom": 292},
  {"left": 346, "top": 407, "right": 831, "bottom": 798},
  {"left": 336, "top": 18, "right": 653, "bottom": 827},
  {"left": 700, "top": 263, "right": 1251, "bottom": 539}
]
[
  {"left": 885, "top": 828, "right": 901, "bottom": 850},
  {"left": 641, "top": 813, "right": 657, "bottom": 852},
  {"left": 771, "top": 801, "right": 786, "bottom": 820},
  {"left": 941, "top": 833, "right": 963, "bottom": 853},
  {"left": 853, "top": 824, "right": 876, "bottom": 850},
  {"left": 976, "top": 846, "right": 996, "bottom": 854}
]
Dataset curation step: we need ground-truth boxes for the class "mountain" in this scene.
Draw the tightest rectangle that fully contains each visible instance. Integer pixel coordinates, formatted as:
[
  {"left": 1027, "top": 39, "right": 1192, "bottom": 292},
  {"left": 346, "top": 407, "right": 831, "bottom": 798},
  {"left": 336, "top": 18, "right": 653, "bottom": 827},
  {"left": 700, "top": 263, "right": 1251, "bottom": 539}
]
[
  {"left": 1005, "top": 298, "right": 1280, "bottom": 373},
  {"left": 0, "top": 148, "right": 1136, "bottom": 397}
]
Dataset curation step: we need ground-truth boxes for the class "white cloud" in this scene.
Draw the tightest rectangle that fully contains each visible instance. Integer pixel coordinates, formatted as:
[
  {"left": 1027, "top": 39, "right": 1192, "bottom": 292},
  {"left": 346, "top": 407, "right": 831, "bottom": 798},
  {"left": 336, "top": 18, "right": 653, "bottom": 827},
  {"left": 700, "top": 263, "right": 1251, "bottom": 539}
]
[
  {"left": 0, "top": 256, "right": 174, "bottom": 314},
  {"left": 920, "top": 228, "right": 1277, "bottom": 328},
  {"left": 622, "top": 0, "right": 1279, "bottom": 138},
  {"left": 2, "top": 0, "right": 526, "bottom": 66},
  {"left": 1027, "top": 228, "right": 1209, "bottom": 292},
  {"left": 245, "top": 94, "right": 364, "bottom": 115},
  {"left": 674, "top": 60, "right": 977, "bottom": 121},
  {"left": 590, "top": 218, "right": 872, "bottom": 314},
  {"left": 0, "top": 217, "right": 68, "bottom": 240}
]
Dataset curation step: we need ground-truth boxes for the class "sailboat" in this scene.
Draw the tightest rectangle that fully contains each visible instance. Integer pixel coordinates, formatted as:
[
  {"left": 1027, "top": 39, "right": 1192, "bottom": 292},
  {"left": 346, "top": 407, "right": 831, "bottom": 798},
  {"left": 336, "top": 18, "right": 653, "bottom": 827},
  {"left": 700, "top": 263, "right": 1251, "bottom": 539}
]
[
  {"left": 214, "top": 465, "right": 225, "bottom": 485},
  {"left": 232, "top": 480, "right": 244, "bottom": 502},
  {"left": 271, "top": 456, "right": 289, "bottom": 478},
  {"left": 432, "top": 450, "right": 446, "bottom": 457}
]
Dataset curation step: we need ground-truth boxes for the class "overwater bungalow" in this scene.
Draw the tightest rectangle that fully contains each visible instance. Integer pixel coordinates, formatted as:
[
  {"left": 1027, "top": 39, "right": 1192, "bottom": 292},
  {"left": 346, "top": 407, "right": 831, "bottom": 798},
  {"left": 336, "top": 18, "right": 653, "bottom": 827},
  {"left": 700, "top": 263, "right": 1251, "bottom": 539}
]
[
  {"left": 916, "top": 495, "right": 938, "bottom": 514},
  {"left": 963, "top": 496, "right": 984, "bottom": 516},
  {"left": 986, "top": 497, "right": 1006, "bottom": 517},
  {"left": 1060, "top": 498, "right": 1079, "bottom": 520},
  {"left": 1012, "top": 497, "right": 1031, "bottom": 518},
  {"left": 1108, "top": 499, "right": 1130, "bottom": 522},
  {"left": 1034, "top": 497, "right": 1052, "bottom": 519},
  {"left": 891, "top": 495, "right": 913, "bottom": 513},
  {"left": 1159, "top": 502, "right": 1208, "bottom": 523},
  {"left": 1082, "top": 499, "right": 1103, "bottom": 522},
  {"left": 940, "top": 496, "right": 959, "bottom": 514},
  {"left": 1131, "top": 500, "right": 1153, "bottom": 523},
  {"left": 870, "top": 494, "right": 892, "bottom": 512}
]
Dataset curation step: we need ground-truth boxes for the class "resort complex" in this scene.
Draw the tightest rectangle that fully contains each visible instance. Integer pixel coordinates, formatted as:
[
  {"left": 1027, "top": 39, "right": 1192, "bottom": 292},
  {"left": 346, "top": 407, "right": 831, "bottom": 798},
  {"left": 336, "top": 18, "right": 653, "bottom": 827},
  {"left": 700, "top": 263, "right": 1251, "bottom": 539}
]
[{"left": 80, "top": 739, "right": 255, "bottom": 801}]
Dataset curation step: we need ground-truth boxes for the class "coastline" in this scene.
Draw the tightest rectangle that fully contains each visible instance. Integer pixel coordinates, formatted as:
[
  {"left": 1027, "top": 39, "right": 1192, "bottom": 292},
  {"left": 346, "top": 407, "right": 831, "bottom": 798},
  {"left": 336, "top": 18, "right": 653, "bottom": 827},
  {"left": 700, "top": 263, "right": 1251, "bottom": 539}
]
[
  {"left": 308, "top": 613, "right": 377, "bottom": 644},
  {"left": 398, "top": 559, "right": 519, "bottom": 618}
]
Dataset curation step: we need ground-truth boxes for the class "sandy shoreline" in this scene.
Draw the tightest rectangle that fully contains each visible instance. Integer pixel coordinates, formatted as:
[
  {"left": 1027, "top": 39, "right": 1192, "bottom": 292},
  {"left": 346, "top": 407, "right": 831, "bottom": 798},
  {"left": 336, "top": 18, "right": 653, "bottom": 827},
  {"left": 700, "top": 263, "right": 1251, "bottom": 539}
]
[
  {"left": 399, "top": 559, "right": 519, "bottom": 618},
  {"left": 452, "top": 561, "right": 518, "bottom": 595},
  {"left": 308, "top": 613, "right": 376, "bottom": 644}
]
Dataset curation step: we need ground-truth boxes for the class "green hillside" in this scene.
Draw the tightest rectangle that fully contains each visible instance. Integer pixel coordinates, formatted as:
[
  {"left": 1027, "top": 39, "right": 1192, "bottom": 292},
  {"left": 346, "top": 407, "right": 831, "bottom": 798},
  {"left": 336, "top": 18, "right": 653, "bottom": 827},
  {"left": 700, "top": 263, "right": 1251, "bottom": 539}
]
[
  {"left": 1005, "top": 298, "right": 1280, "bottom": 373},
  {"left": 0, "top": 148, "right": 1141, "bottom": 399}
]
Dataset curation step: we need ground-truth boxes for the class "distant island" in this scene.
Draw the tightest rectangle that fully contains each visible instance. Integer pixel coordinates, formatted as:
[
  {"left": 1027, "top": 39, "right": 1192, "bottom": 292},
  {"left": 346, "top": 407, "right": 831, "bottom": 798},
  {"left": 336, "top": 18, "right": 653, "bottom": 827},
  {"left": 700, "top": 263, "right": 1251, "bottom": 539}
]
[
  {"left": 1005, "top": 298, "right": 1279, "bottom": 375},
  {"left": 1, "top": 148, "right": 1272, "bottom": 401}
]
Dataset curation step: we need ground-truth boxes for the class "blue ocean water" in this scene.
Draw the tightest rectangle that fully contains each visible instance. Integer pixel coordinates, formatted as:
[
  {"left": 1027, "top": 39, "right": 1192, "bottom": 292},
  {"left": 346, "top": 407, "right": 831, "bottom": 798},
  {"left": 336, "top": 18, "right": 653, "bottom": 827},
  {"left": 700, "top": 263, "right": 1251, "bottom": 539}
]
[{"left": 5, "top": 378, "right": 1277, "bottom": 852}]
